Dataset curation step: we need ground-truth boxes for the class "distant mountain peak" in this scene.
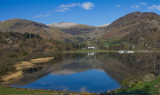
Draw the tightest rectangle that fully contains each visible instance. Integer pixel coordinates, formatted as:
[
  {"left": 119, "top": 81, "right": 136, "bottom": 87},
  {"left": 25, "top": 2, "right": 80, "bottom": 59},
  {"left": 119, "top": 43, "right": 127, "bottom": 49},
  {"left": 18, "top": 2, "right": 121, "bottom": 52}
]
[
  {"left": 48, "top": 22, "right": 79, "bottom": 28},
  {"left": 96, "top": 24, "right": 110, "bottom": 27}
]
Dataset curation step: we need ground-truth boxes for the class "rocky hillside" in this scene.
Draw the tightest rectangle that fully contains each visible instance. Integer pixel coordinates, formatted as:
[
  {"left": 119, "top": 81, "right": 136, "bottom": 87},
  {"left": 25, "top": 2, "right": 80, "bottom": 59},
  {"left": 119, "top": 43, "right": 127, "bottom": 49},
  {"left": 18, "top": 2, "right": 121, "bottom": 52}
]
[
  {"left": 0, "top": 19, "right": 104, "bottom": 41},
  {"left": 0, "top": 19, "right": 71, "bottom": 40},
  {"left": 48, "top": 22, "right": 95, "bottom": 35},
  {"left": 104, "top": 12, "right": 159, "bottom": 38},
  {"left": 102, "top": 12, "right": 160, "bottom": 49},
  {"left": 60, "top": 24, "right": 95, "bottom": 35},
  {"left": 48, "top": 22, "right": 107, "bottom": 41}
]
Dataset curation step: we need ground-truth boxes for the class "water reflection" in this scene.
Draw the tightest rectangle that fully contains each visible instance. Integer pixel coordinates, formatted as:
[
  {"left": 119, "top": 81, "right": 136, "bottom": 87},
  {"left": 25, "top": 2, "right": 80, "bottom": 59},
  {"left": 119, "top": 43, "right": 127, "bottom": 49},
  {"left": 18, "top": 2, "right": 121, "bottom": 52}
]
[
  {"left": 3, "top": 52, "right": 160, "bottom": 92},
  {"left": 13, "top": 69, "right": 121, "bottom": 93}
]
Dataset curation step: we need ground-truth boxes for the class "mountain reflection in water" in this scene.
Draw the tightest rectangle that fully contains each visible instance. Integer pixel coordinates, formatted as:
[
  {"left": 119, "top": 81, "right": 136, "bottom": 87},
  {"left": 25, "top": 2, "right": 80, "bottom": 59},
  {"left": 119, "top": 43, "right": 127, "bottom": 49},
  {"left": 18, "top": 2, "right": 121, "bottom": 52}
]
[{"left": 9, "top": 52, "right": 160, "bottom": 93}]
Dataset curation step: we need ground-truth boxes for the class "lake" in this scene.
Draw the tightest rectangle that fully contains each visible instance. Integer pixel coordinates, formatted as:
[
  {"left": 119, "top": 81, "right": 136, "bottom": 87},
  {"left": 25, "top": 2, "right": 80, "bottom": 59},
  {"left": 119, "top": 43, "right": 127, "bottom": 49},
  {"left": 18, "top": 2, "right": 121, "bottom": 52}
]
[{"left": 6, "top": 52, "right": 160, "bottom": 93}]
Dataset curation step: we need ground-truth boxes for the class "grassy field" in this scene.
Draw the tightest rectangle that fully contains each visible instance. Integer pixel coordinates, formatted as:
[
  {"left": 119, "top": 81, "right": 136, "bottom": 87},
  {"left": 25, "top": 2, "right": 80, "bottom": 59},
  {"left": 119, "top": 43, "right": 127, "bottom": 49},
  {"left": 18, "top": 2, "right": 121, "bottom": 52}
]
[
  {"left": 0, "top": 86, "right": 97, "bottom": 95},
  {"left": 107, "top": 77, "right": 160, "bottom": 95}
]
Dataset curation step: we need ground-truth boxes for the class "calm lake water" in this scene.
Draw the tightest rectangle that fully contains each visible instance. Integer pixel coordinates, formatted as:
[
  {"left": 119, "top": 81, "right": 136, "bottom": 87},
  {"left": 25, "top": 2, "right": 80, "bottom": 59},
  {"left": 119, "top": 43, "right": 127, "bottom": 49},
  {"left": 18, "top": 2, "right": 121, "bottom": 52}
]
[{"left": 10, "top": 52, "right": 160, "bottom": 93}]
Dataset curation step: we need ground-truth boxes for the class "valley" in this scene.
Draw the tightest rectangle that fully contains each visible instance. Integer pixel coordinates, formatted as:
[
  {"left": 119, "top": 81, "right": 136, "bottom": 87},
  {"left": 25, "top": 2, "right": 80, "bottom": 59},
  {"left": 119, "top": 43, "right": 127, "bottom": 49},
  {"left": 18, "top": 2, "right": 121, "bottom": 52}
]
[
  {"left": 1, "top": 12, "right": 160, "bottom": 95},
  {"left": 1, "top": 12, "right": 160, "bottom": 51}
]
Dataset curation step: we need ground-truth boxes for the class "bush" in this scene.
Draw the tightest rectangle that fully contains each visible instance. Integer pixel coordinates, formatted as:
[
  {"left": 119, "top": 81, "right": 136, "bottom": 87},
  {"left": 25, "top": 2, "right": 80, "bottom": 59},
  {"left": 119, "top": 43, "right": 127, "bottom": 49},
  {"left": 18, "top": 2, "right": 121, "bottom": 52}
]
[
  {"left": 7, "top": 53, "right": 17, "bottom": 58},
  {"left": 121, "top": 79, "right": 130, "bottom": 88},
  {"left": 22, "top": 51, "right": 28, "bottom": 56}
]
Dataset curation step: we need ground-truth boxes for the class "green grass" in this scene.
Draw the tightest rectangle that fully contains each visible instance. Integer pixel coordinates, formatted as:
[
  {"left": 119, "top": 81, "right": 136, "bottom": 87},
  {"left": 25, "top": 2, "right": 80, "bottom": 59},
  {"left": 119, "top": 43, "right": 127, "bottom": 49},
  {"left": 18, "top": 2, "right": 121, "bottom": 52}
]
[
  {"left": 107, "top": 77, "right": 160, "bottom": 95},
  {"left": 98, "top": 38, "right": 121, "bottom": 46},
  {"left": 64, "top": 49, "right": 117, "bottom": 53},
  {"left": 0, "top": 86, "right": 97, "bottom": 95}
]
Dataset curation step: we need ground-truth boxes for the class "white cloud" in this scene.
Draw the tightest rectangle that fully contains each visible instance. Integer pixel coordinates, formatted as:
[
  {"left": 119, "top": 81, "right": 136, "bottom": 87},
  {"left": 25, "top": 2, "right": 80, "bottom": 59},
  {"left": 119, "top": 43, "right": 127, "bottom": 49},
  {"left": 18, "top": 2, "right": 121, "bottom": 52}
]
[
  {"left": 116, "top": 4, "right": 121, "bottom": 7},
  {"left": 55, "top": 7, "right": 70, "bottom": 12},
  {"left": 140, "top": 2, "right": 147, "bottom": 6},
  {"left": 148, "top": 5, "right": 160, "bottom": 11},
  {"left": 56, "top": 2, "right": 94, "bottom": 12},
  {"left": 59, "top": 3, "right": 80, "bottom": 8},
  {"left": 33, "top": 14, "right": 51, "bottom": 18},
  {"left": 56, "top": 3, "right": 80, "bottom": 12},
  {"left": 131, "top": 5, "right": 139, "bottom": 9},
  {"left": 81, "top": 2, "right": 94, "bottom": 10}
]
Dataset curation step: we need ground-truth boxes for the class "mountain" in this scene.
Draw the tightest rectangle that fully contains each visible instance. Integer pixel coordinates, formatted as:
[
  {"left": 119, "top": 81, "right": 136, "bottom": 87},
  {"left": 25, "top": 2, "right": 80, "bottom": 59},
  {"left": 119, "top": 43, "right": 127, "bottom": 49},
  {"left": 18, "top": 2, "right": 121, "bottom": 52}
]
[
  {"left": 104, "top": 12, "right": 159, "bottom": 39},
  {"left": 49, "top": 22, "right": 108, "bottom": 41},
  {"left": 49, "top": 22, "right": 94, "bottom": 35},
  {"left": 0, "top": 19, "right": 107, "bottom": 42},
  {"left": 48, "top": 22, "right": 107, "bottom": 42},
  {"left": 0, "top": 21, "right": 3, "bottom": 24},
  {"left": 48, "top": 22, "right": 78, "bottom": 28},
  {"left": 102, "top": 12, "right": 160, "bottom": 49},
  {"left": 0, "top": 19, "right": 103, "bottom": 41},
  {"left": 60, "top": 24, "right": 95, "bottom": 35},
  {"left": 96, "top": 24, "right": 110, "bottom": 27},
  {"left": 0, "top": 19, "right": 71, "bottom": 40},
  {"left": 1, "top": 12, "right": 160, "bottom": 50}
]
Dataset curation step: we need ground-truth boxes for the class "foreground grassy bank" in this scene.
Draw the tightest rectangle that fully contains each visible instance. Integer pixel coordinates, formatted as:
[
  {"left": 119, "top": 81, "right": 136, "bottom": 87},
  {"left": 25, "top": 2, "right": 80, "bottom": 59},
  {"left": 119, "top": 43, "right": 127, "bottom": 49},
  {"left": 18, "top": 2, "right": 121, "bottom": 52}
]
[
  {"left": 107, "top": 76, "right": 160, "bottom": 95},
  {"left": 0, "top": 86, "right": 97, "bottom": 95}
]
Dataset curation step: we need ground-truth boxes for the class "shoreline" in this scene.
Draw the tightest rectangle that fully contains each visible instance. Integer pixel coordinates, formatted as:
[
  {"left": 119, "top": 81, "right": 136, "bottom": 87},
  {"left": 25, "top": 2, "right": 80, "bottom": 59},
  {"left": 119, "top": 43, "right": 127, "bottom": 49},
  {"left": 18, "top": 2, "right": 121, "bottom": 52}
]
[
  {"left": 1, "top": 76, "right": 160, "bottom": 95},
  {"left": 63, "top": 49, "right": 160, "bottom": 53},
  {"left": 0, "top": 85, "right": 98, "bottom": 95},
  {"left": 0, "top": 57, "right": 54, "bottom": 84}
]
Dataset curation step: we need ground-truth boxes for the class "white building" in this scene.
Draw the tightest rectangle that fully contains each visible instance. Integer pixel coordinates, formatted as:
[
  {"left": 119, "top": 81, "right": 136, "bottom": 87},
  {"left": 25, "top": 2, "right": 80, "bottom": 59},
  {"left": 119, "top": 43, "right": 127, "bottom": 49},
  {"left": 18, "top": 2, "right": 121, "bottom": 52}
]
[{"left": 88, "top": 46, "right": 96, "bottom": 49}]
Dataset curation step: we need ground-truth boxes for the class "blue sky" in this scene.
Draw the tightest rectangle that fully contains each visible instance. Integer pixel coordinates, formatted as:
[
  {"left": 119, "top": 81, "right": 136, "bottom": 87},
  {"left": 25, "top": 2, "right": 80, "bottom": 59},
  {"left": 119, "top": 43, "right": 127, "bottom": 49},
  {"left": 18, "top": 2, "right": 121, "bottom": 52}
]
[{"left": 0, "top": 0, "right": 160, "bottom": 26}]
